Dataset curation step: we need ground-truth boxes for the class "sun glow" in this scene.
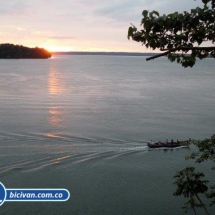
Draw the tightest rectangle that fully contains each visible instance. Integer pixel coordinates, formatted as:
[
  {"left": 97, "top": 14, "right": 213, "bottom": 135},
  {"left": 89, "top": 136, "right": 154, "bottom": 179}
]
[{"left": 44, "top": 46, "right": 75, "bottom": 52}]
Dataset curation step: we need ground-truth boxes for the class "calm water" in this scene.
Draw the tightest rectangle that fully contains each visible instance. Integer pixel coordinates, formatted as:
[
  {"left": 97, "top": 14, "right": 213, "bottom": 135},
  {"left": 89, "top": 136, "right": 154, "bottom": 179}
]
[{"left": 0, "top": 55, "right": 214, "bottom": 214}]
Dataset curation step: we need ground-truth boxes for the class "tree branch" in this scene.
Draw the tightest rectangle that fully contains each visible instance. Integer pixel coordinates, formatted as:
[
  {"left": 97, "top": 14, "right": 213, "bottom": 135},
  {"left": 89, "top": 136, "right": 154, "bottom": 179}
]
[
  {"left": 146, "top": 50, "right": 171, "bottom": 61},
  {"left": 146, "top": 46, "right": 215, "bottom": 61}
]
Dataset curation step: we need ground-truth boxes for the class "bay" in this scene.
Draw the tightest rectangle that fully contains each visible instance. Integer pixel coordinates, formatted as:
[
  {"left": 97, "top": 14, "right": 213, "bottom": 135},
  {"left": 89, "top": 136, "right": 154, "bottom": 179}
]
[{"left": 0, "top": 55, "right": 214, "bottom": 214}]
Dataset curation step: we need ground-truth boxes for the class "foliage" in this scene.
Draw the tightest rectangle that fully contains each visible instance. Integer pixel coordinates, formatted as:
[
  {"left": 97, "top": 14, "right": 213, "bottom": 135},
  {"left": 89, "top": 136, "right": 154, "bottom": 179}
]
[
  {"left": 174, "top": 167, "right": 209, "bottom": 214},
  {"left": 186, "top": 134, "right": 215, "bottom": 165},
  {"left": 207, "top": 185, "right": 215, "bottom": 206},
  {"left": 128, "top": 0, "right": 215, "bottom": 67},
  {"left": 0, "top": 43, "right": 52, "bottom": 59},
  {"left": 174, "top": 135, "right": 215, "bottom": 214}
]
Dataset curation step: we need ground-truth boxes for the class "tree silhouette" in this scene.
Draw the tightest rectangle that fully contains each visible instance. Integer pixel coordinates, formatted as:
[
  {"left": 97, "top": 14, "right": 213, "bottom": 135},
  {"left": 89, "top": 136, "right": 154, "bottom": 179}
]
[
  {"left": 174, "top": 167, "right": 209, "bottom": 214},
  {"left": 128, "top": 0, "right": 215, "bottom": 67}
]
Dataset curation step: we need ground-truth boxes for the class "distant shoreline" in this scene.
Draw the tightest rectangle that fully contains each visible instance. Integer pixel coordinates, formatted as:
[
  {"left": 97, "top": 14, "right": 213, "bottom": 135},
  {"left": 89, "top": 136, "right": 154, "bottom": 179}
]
[
  {"left": 52, "top": 51, "right": 160, "bottom": 57},
  {"left": 0, "top": 43, "right": 52, "bottom": 59},
  {"left": 52, "top": 51, "right": 214, "bottom": 58}
]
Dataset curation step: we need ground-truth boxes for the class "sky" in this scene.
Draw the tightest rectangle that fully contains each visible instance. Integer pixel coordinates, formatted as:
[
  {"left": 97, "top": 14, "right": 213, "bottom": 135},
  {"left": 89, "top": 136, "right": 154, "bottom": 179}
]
[{"left": 0, "top": 0, "right": 204, "bottom": 52}]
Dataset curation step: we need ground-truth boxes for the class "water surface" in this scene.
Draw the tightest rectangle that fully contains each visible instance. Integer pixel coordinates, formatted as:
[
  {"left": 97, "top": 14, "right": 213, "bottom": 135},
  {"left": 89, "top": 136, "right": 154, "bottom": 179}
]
[{"left": 0, "top": 55, "right": 214, "bottom": 214}]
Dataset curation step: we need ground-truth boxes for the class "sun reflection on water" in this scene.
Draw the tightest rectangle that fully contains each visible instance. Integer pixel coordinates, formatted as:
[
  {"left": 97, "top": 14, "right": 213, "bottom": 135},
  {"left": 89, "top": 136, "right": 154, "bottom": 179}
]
[
  {"left": 46, "top": 66, "right": 65, "bottom": 138},
  {"left": 49, "top": 106, "right": 63, "bottom": 127},
  {"left": 48, "top": 68, "right": 64, "bottom": 95}
]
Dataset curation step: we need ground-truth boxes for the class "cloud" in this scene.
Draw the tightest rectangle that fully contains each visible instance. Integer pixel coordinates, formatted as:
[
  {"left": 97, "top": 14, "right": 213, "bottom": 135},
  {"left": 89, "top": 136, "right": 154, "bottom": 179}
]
[
  {"left": 149, "top": 0, "right": 203, "bottom": 14},
  {"left": 93, "top": 0, "right": 145, "bottom": 21},
  {"left": 0, "top": 0, "right": 208, "bottom": 52},
  {"left": 86, "top": 0, "right": 203, "bottom": 28},
  {"left": 93, "top": 0, "right": 204, "bottom": 20},
  {"left": 0, "top": 0, "right": 30, "bottom": 15}
]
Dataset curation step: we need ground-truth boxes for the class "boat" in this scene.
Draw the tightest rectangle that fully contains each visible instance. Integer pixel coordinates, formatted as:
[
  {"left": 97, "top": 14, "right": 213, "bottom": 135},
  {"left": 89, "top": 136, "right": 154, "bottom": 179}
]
[{"left": 147, "top": 141, "right": 188, "bottom": 148}]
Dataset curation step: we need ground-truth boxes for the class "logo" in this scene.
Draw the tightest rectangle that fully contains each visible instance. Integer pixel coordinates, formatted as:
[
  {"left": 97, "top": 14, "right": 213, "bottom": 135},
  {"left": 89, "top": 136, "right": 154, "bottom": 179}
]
[
  {"left": 0, "top": 182, "right": 70, "bottom": 206},
  {"left": 0, "top": 183, "right": 6, "bottom": 206}
]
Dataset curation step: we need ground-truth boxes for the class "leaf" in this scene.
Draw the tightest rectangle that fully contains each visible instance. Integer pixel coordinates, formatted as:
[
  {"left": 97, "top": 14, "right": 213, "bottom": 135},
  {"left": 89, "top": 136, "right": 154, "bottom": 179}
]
[
  {"left": 142, "top": 10, "right": 148, "bottom": 18},
  {"left": 202, "top": 0, "right": 210, "bottom": 5},
  {"left": 153, "top": 10, "right": 159, "bottom": 17},
  {"left": 162, "top": 14, "right": 167, "bottom": 21},
  {"left": 144, "top": 20, "right": 151, "bottom": 32},
  {"left": 127, "top": 26, "right": 134, "bottom": 39},
  {"left": 191, "top": 9, "right": 197, "bottom": 14},
  {"left": 150, "top": 10, "right": 159, "bottom": 18}
]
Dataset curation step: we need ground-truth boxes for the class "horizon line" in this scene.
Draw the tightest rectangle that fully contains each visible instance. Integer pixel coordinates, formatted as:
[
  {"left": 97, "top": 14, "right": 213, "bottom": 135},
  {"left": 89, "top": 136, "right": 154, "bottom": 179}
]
[{"left": 51, "top": 51, "right": 160, "bottom": 56}]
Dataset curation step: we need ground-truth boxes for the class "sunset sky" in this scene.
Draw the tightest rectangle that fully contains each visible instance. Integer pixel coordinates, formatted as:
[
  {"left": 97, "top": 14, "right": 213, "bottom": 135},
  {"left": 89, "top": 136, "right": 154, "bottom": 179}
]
[{"left": 0, "top": 0, "right": 203, "bottom": 52}]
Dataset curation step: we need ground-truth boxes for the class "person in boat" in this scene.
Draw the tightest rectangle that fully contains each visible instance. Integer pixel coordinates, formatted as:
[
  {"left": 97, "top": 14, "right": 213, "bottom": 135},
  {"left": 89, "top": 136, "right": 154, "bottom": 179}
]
[
  {"left": 171, "top": 139, "right": 173, "bottom": 145},
  {"left": 176, "top": 139, "right": 179, "bottom": 144},
  {"left": 165, "top": 139, "right": 168, "bottom": 145},
  {"left": 150, "top": 140, "right": 154, "bottom": 145}
]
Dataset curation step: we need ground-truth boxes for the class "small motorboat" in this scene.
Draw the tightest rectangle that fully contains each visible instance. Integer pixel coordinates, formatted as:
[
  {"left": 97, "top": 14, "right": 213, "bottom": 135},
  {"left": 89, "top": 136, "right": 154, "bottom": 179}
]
[{"left": 147, "top": 141, "right": 188, "bottom": 148}]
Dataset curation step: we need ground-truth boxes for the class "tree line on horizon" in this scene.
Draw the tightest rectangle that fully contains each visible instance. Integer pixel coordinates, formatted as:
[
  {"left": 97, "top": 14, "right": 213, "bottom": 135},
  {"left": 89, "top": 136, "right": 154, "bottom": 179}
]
[{"left": 0, "top": 43, "right": 52, "bottom": 59}]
